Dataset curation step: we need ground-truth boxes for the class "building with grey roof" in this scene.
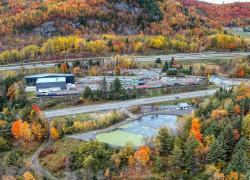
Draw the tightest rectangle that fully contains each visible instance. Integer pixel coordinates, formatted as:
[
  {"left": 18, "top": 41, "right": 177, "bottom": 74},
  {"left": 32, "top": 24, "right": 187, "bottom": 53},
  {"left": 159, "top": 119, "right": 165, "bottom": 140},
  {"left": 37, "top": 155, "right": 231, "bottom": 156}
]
[
  {"left": 36, "top": 77, "right": 66, "bottom": 92},
  {"left": 25, "top": 73, "right": 75, "bottom": 86}
]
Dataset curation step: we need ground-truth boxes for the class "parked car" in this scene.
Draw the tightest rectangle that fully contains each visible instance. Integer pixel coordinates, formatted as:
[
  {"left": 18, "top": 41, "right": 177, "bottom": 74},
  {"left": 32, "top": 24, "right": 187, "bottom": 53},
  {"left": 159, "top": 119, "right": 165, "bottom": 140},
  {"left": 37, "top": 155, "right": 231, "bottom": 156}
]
[{"left": 175, "top": 96, "right": 180, "bottom": 99}]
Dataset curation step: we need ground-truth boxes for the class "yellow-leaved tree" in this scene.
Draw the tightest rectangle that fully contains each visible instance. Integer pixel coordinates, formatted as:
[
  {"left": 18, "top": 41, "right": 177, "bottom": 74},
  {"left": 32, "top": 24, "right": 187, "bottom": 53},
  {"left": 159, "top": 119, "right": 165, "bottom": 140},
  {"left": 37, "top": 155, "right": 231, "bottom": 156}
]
[{"left": 50, "top": 127, "right": 60, "bottom": 140}]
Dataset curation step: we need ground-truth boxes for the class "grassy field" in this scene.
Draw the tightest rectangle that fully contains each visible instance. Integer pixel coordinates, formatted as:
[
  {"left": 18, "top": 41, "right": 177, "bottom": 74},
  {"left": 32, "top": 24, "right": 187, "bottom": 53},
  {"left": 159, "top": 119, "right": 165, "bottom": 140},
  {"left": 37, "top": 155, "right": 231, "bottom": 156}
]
[
  {"left": 137, "top": 57, "right": 234, "bottom": 67},
  {"left": 179, "top": 58, "right": 232, "bottom": 65},
  {"left": 150, "top": 96, "right": 205, "bottom": 106},
  {"left": 50, "top": 111, "right": 104, "bottom": 124},
  {"left": 96, "top": 130, "right": 144, "bottom": 147}
]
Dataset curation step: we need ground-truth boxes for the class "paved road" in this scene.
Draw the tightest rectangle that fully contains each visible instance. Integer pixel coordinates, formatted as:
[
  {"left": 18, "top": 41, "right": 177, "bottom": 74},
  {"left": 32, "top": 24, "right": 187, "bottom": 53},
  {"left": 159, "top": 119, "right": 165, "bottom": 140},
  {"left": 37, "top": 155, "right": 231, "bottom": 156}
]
[
  {"left": 210, "top": 75, "right": 250, "bottom": 87},
  {"left": 1, "top": 51, "right": 250, "bottom": 71},
  {"left": 44, "top": 89, "right": 217, "bottom": 118},
  {"left": 30, "top": 140, "right": 57, "bottom": 180},
  {"left": 135, "top": 51, "right": 250, "bottom": 62}
]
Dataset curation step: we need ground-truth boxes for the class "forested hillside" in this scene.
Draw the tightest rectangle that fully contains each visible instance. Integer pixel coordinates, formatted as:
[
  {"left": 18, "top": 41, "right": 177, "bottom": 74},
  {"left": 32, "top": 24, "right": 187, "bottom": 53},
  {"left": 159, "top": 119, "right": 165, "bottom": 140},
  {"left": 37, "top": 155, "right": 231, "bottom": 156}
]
[
  {"left": 0, "top": 0, "right": 210, "bottom": 49},
  {"left": 179, "top": 0, "right": 250, "bottom": 27}
]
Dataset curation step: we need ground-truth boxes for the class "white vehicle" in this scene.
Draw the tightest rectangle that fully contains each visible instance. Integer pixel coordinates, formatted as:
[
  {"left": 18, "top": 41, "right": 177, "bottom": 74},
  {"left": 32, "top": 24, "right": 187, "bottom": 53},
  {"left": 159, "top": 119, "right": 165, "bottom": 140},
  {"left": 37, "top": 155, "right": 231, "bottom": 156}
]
[{"left": 176, "top": 103, "right": 189, "bottom": 110}]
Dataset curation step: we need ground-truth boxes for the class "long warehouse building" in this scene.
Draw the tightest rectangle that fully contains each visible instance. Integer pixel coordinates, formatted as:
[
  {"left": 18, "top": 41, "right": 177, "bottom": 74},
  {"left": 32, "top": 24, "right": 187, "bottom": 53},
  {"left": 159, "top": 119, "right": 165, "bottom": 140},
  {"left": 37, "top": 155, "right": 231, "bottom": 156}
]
[{"left": 25, "top": 73, "right": 75, "bottom": 86}]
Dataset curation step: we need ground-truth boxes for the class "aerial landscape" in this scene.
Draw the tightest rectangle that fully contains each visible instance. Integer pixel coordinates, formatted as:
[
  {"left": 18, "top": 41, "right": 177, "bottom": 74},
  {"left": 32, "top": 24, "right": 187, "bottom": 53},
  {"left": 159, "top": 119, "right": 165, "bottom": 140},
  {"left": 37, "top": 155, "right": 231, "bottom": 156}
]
[{"left": 0, "top": 0, "right": 250, "bottom": 179}]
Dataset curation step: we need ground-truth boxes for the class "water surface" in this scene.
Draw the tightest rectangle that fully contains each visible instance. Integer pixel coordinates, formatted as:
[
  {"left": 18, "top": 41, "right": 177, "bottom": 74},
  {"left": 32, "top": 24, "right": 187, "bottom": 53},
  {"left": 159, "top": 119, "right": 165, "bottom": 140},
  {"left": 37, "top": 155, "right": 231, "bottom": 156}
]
[{"left": 96, "top": 115, "right": 177, "bottom": 146}]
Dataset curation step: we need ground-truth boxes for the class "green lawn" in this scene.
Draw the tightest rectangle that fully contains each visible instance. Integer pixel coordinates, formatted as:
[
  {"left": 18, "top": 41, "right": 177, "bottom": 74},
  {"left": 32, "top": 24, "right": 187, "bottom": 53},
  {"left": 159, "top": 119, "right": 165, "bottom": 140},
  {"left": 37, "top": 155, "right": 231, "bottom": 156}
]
[
  {"left": 96, "top": 130, "right": 144, "bottom": 147},
  {"left": 137, "top": 57, "right": 233, "bottom": 67},
  {"left": 179, "top": 58, "right": 232, "bottom": 65},
  {"left": 150, "top": 97, "right": 201, "bottom": 106}
]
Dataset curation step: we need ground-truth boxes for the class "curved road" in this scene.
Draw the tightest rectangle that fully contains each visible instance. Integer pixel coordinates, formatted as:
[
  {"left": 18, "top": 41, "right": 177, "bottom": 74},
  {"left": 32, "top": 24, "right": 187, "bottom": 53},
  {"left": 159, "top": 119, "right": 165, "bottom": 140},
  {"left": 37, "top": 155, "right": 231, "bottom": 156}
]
[
  {"left": 44, "top": 89, "right": 217, "bottom": 118},
  {"left": 1, "top": 51, "right": 250, "bottom": 71}
]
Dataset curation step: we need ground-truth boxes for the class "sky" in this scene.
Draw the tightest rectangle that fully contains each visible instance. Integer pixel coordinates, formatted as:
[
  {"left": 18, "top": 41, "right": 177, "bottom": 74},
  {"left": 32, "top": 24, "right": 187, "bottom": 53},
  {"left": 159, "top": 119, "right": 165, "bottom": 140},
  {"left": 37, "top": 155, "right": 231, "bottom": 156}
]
[{"left": 200, "top": 0, "right": 250, "bottom": 4}]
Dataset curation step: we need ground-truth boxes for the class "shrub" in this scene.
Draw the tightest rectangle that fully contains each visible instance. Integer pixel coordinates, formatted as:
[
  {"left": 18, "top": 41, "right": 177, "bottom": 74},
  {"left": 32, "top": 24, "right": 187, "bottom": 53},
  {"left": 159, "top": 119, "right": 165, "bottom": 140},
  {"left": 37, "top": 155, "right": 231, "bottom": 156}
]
[
  {"left": 155, "top": 58, "right": 162, "bottom": 64},
  {"left": 130, "top": 105, "right": 142, "bottom": 114},
  {"left": 5, "top": 150, "right": 23, "bottom": 167},
  {"left": 71, "top": 111, "right": 128, "bottom": 134},
  {"left": 39, "top": 147, "right": 56, "bottom": 158},
  {"left": 0, "top": 137, "right": 10, "bottom": 152}
]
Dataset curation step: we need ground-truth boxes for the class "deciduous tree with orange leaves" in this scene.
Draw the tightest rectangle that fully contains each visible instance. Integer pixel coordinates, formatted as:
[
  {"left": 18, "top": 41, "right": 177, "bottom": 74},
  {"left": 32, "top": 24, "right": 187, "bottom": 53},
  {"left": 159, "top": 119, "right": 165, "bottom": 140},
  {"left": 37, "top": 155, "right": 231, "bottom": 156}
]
[
  {"left": 31, "top": 104, "right": 42, "bottom": 116},
  {"left": 237, "top": 69, "right": 245, "bottom": 77},
  {"left": 211, "top": 109, "right": 228, "bottom": 120},
  {"left": 134, "top": 146, "right": 150, "bottom": 167},
  {"left": 190, "top": 118, "right": 202, "bottom": 142},
  {"left": 72, "top": 67, "right": 81, "bottom": 76},
  {"left": 61, "top": 63, "right": 68, "bottom": 73},
  {"left": 11, "top": 119, "right": 32, "bottom": 142},
  {"left": 226, "top": 171, "right": 240, "bottom": 180},
  {"left": 114, "top": 65, "right": 121, "bottom": 76},
  {"left": 233, "top": 105, "right": 241, "bottom": 115}
]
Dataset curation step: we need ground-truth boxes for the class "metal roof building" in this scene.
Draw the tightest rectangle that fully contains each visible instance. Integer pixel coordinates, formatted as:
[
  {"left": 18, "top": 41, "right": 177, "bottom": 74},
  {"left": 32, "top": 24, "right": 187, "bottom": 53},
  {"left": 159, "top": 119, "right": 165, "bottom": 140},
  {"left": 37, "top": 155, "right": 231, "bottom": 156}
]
[
  {"left": 36, "top": 77, "right": 66, "bottom": 92},
  {"left": 25, "top": 73, "right": 75, "bottom": 86}
]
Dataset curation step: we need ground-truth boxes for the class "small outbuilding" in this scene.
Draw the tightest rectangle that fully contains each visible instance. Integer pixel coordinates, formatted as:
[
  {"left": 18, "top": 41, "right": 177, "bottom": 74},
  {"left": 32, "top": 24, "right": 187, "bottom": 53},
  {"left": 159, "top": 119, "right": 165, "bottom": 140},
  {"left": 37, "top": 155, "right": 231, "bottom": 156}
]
[{"left": 166, "top": 68, "right": 178, "bottom": 76}]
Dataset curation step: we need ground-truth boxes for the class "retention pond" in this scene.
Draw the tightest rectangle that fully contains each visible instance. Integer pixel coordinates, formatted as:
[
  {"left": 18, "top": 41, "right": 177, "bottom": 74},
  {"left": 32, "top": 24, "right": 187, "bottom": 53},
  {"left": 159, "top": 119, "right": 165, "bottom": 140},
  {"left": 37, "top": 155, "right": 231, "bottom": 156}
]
[{"left": 96, "top": 114, "right": 177, "bottom": 147}]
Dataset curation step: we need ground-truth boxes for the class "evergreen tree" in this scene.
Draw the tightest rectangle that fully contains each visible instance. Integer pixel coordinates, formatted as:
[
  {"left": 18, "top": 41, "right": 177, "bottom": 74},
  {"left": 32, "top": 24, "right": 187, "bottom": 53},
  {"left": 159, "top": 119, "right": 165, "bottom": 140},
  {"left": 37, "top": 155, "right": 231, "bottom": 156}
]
[
  {"left": 219, "top": 123, "right": 235, "bottom": 158},
  {"left": 207, "top": 138, "right": 226, "bottom": 164},
  {"left": 92, "top": 90, "right": 102, "bottom": 100},
  {"left": 242, "top": 114, "right": 250, "bottom": 139},
  {"left": 107, "top": 40, "right": 113, "bottom": 48},
  {"left": 234, "top": 137, "right": 250, "bottom": 163},
  {"left": 118, "top": 88, "right": 129, "bottom": 100},
  {"left": 156, "top": 127, "right": 174, "bottom": 156},
  {"left": 73, "top": 60, "right": 80, "bottom": 68},
  {"left": 108, "top": 82, "right": 114, "bottom": 100},
  {"left": 152, "top": 156, "right": 166, "bottom": 174},
  {"left": 168, "top": 138, "right": 185, "bottom": 178},
  {"left": 162, "top": 61, "right": 169, "bottom": 72},
  {"left": 227, "top": 149, "right": 249, "bottom": 174},
  {"left": 100, "top": 77, "right": 108, "bottom": 100},
  {"left": 184, "top": 137, "right": 199, "bottom": 175},
  {"left": 113, "top": 78, "right": 122, "bottom": 92},
  {"left": 82, "top": 86, "right": 93, "bottom": 99},
  {"left": 155, "top": 57, "right": 162, "bottom": 64},
  {"left": 66, "top": 62, "right": 69, "bottom": 69},
  {"left": 234, "top": 137, "right": 250, "bottom": 153},
  {"left": 110, "top": 78, "right": 128, "bottom": 100},
  {"left": 170, "top": 57, "right": 175, "bottom": 68},
  {"left": 189, "top": 66, "right": 193, "bottom": 75}
]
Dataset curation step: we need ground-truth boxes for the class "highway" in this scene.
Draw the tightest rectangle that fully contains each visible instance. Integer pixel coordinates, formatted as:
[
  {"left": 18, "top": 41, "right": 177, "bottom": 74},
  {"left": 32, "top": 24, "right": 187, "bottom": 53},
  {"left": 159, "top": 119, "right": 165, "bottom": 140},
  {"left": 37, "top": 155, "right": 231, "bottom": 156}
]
[
  {"left": 135, "top": 51, "right": 250, "bottom": 62},
  {"left": 44, "top": 89, "right": 217, "bottom": 118},
  {"left": 43, "top": 75, "right": 250, "bottom": 118},
  {"left": 1, "top": 51, "right": 250, "bottom": 71}
]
